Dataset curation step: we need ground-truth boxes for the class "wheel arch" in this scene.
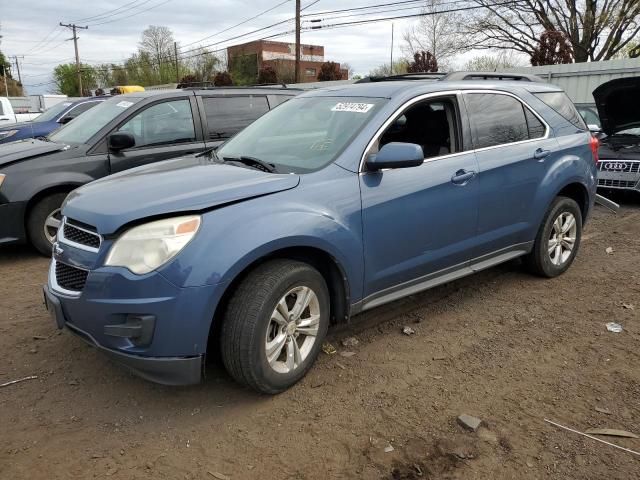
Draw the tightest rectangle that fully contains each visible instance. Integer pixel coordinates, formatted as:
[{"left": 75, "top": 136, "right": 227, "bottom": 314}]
[
  {"left": 24, "top": 183, "right": 83, "bottom": 233},
  {"left": 206, "top": 245, "right": 351, "bottom": 356},
  {"left": 555, "top": 181, "right": 589, "bottom": 221}
]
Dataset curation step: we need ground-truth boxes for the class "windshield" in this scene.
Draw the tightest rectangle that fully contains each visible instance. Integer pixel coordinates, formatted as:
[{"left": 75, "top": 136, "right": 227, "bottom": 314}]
[
  {"left": 217, "top": 96, "right": 387, "bottom": 173},
  {"left": 34, "top": 102, "right": 73, "bottom": 123},
  {"left": 49, "top": 96, "right": 142, "bottom": 144}
]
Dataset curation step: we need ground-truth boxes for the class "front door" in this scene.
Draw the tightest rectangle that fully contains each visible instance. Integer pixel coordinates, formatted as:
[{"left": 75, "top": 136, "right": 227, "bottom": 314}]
[
  {"left": 109, "top": 97, "right": 206, "bottom": 173},
  {"left": 360, "top": 95, "right": 480, "bottom": 301}
]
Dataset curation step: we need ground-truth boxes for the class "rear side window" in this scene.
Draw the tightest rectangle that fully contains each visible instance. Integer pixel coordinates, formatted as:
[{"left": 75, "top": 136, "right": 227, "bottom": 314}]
[
  {"left": 524, "top": 108, "right": 546, "bottom": 139},
  {"left": 465, "top": 93, "right": 529, "bottom": 149},
  {"left": 66, "top": 101, "right": 100, "bottom": 120},
  {"left": 203, "top": 96, "right": 269, "bottom": 140},
  {"left": 534, "top": 91, "right": 586, "bottom": 129}
]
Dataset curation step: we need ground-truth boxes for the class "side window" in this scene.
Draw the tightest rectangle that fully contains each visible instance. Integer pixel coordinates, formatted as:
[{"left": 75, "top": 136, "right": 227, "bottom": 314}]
[
  {"left": 203, "top": 96, "right": 269, "bottom": 140},
  {"left": 465, "top": 93, "right": 529, "bottom": 149},
  {"left": 524, "top": 108, "right": 546, "bottom": 139},
  {"left": 534, "top": 91, "right": 586, "bottom": 129},
  {"left": 378, "top": 97, "right": 459, "bottom": 159},
  {"left": 117, "top": 99, "right": 195, "bottom": 148},
  {"left": 65, "top": 101, "right": 100, "bottom": 120}
]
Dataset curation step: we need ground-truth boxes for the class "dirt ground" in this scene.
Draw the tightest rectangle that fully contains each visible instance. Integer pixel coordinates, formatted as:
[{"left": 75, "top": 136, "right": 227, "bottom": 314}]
[{"left": 1, "top": 197, "right": 639, "bottom": 480}]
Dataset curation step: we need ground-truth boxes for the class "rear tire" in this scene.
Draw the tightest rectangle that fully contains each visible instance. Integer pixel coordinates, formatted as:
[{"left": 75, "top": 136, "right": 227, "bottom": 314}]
[
  {"left": 524, "top": 196, "right": 582, "bottom": 278},
  {"left": 27, "top": 193, "right": 67, "bottom": 256},
  {"left": 220, "top": 259, "right": 330, "bottom": 394}
]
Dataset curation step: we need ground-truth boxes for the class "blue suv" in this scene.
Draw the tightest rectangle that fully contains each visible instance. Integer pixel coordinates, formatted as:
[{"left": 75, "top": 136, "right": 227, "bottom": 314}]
[{"left": 43, "top": 76, "right": 598, "bottom": 393}]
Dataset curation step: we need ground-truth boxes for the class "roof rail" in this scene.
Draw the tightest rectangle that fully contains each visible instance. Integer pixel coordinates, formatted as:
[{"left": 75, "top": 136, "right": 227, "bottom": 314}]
[
  {"left": 441, "top": 71, "right": 545, "bottom": 82},
  {"left": 180, "top": 83, "right": 294, "bottom": 90},
  {"left": 355, "top": 72, "right": 447, "bottom": 83}
]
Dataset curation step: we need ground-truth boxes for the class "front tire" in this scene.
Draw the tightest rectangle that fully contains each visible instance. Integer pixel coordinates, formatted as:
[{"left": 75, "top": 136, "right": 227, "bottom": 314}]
[
  {"left": 524, "top": 196, "right": 582, "bottom": 278},
  {"left": 27, "top": 193, "right": 67, "bottom": 256},
  {"left": 220, "top": 260, "right": 330, "bottom": 394}
]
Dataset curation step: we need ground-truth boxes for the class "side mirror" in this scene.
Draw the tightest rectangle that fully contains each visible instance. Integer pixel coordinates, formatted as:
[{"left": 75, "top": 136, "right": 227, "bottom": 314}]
[
  {"left": 108, "top": 132, "right": 136, "bottom": 151},
  {"left": 366, "top": 142, "right": 424, "bottom": 171},
  {"left": 59, "top": 116, "right": 74, "bottom": 125}
]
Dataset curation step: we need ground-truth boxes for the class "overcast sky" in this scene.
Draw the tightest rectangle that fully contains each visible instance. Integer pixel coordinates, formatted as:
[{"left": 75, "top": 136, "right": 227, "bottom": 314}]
[{"left": 1, "top": 0, "right": 427, "bottom": 95}]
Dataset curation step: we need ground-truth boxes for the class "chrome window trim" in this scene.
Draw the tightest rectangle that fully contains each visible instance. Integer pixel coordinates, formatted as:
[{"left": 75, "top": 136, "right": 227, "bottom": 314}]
[
  {"left": 358, "top": 89, "right": 552, "bottom": 173},
  {"left": 58, "top": 217, "right": 102, "bottom": 253},
  {"left": 49, "top": 259, "right": 84, "bottom": 298},
  {"left": 55, "top": 100, "right": 101, "bottom": 123}
]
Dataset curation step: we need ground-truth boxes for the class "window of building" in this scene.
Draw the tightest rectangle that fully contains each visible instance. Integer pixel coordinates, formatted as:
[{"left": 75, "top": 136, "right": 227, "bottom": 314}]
[{"left": 305, "top": 68, "right": 316, "bottom": 76}]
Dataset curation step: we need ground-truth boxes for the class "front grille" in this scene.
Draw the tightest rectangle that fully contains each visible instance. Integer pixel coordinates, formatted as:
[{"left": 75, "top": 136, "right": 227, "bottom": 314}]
[
  {"left": 598, "top": 161, "right": 640, "bottom": 174},
  {"left": 55, "top": 261, "right": 89, "bottom": 292},
  {"left": 597, "top": 178, "right": 638, "bottom": 188},
  {"left": 62, "top": 220, "right": 101, "bottom": 249}
]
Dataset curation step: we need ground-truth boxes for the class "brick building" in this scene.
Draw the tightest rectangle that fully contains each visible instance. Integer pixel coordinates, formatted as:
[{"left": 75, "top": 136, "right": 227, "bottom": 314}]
[{"left": 227, "top": 40, "right": 347, "bottom": 83}]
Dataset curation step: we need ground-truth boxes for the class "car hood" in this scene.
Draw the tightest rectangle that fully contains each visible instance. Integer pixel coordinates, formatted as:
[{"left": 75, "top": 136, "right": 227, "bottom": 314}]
[
  {"left": 0, "top": 120, "right": 34, "bottom": 131},
  {"left": 0, "top": 138, "right": 70, "bottom": 167},
  {"left": 63, "top": 155, "right": 301, "bottom": 234},
  {"left": 593, "top": 77, "right": 640, "bottom": 135}
]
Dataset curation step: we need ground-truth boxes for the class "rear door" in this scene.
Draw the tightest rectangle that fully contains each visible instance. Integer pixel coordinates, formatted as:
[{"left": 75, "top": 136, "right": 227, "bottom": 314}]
[
  {"left": 109, "top": 96, "right": 206, "bottom": 173},
  {"left": 199, "top": 95, "right": 270, "bottom": 147},
  {"left": 463, "top": 91, "right": 556, "bottom": 258}
]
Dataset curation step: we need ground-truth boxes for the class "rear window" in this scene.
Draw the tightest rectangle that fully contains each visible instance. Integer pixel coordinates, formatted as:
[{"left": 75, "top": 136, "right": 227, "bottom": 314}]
[
  {"left": 534, "top": 91, "right": 586, "bottom": 129},
  {"left": 203, "top": 96, "right": 269, "bottom": 140},
  {"left": 465, "top": 93, "right": 530, "bottom": 149}
]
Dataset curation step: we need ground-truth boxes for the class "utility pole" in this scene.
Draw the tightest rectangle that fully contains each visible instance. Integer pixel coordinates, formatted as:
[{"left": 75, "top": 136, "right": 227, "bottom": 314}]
[
  {"left": 174, "top": 41, "right": 180, "bottom": 83},
  {"left": 60, "top": 22, "right": 88, "bottom": 96},
  {"left": 390, "top": 23, "right": 394, "bottom": 76},
  {"left": 295, "top": 0, "right": 301, "bottom": 83},
  {"left": 12, "top": 56, "right": 23, "bottom": 85}
]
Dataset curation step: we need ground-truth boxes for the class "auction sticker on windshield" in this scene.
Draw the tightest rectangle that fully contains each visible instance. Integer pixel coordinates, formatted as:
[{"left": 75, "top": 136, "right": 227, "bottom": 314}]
[
  {"left": 116, "top": 101, "right": 134, "bottom": 109},
  {"left": 331, "top": 103, "right": 375, "bottom": 113}
]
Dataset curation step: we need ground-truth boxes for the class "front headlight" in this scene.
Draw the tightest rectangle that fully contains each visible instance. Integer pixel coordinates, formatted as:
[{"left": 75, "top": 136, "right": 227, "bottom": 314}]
[
  {"left": 105, "top": 215, "right": 201, "bottom": 274},
  {"left": 0, "top": 130, "right": 18, "bottom": 140},
  {"left": 0, "top": 174, "right": 5, "bottom": 189}
]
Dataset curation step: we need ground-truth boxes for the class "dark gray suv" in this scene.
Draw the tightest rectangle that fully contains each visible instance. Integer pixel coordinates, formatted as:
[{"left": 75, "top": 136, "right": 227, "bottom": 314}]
[{"left": 0, "top": 88, "right": 298, "bottom": 254}]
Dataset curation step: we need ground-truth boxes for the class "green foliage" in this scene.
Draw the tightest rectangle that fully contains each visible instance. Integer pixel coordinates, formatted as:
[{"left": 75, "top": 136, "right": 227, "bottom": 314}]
[
  {"left": 229, "top": 54, "right": 258, "bottom": 85},
  {"left": 53, "top": 63, "right": 97, "bottom": 96},
  {"left": 368, "top": 60, "right": 409, "bottom": 77},
  {"left": 317, "top": 61, "right": 342, "bottom": 81}
]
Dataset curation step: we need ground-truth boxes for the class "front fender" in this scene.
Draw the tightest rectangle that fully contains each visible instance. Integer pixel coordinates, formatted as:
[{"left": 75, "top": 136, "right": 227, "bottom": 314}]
[{"left": 19, "top": 172, "right": 96, "bottom": 204}]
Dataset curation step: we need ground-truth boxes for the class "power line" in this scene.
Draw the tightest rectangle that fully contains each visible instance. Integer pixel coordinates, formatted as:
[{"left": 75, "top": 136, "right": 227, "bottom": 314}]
[
  {"left": 71, "top": 0, "right": 144, "bottom": 23},
  {"left": 179, "top": 0, "right": 292, "bottom": 50},
  {"left": 88, "top": 0, "right": 173, "bottom": 26}
]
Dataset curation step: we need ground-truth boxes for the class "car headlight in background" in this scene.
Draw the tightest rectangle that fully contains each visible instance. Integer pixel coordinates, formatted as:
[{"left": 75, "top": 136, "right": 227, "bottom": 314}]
[
  {"left": 105, "top": 215, "right": 201, "bottom": 274},
  {"left": 0, "top": 130, "right": 18, "bottom": 140}
]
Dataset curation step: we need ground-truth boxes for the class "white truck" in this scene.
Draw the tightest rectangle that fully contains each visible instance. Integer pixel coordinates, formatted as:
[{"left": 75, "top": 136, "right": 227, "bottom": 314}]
[{"left": 0, "top": 97, "right": 41, "bottom": 124}]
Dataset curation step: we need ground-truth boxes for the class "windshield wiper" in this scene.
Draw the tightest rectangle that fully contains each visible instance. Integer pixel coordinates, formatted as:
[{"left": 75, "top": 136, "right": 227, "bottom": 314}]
[{"left": 222, "top": 156, "right": 277, "bottom": 173}]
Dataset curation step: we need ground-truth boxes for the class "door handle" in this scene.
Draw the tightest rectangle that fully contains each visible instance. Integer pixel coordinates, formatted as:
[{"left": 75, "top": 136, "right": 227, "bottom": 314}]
[
  {"left": 534, "top": 148, "right": 551, "bottom": 160},
  {"left": 451, "top": 169, "right": 476, "bottom": 185}
]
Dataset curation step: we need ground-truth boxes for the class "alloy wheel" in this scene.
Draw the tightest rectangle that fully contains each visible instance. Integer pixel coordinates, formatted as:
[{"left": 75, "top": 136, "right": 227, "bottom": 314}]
[
  {"left": 548, "top": 211, "right": 577, "bottom": 266},
  {"left": 44, "top": 208, "right": 62, "bottom": 245}
]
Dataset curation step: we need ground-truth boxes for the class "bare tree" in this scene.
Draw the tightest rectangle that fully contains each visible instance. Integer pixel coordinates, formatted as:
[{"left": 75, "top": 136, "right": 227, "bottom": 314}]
[
  {"left": 139, "top": 25, "right": 175, "bottom": 83},
  {"left": 407, "top": 51, "right": 439, "bottom": 72},
  {"left": 403, "top": 0, "right": 469, "bottom": 70},
  {"left": 465, "top": 0, "right": 640, "bottom": 62},
  {"left": 368, "top": 60, "right": 409, "bottom": 77},
  {"left": 463, "top": 50, "right": 527, "bottom": 71}
]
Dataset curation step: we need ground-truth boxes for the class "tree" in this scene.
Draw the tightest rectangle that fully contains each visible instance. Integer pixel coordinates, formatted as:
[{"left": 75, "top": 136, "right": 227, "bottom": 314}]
[
  {"left": 465, "top": 0, "right": 640, "bottom": 62},
  {"left": 631, "top": 45, "right": 640, "bottom": 59},
  {"left": 257, "top": 65, "right": 277, "bottom": 84},
  {"left": 317, "top": 61, "right": 342, "bottom": 81},
  {"left": 53, "top": 63, "right": 97, "bottom": 96},
  {"left": 403, "top": 0, "right": 468, "bottom": 71},
  {"left": 407, "top": 51, "right": 438, "bottom": 73},
  {"left": 269, "top": 59, "right": 296, "bottom": 84},
  {"left": 213, "top": 71, "right": 233, "bottom": 86},
  {"left": 368, "top": 60, "right": 409, "bottom": 77},
  {"left": 340, "top": 62, "right": 354, "bottom": 79},
  {"left": 184, "top": 47, "right": 221, "bottom": 82},
  {"left": 138, "top": 25, "right": 175, "bottom": 83},
  {"left": 463, "top": 51, "right": 526, "bottom": 71},
  {"left": 178, "top": 74, "right": 199, "bottom": 86},
  {"left": 530, "top": 31, "right": 574, "bottom": 66}
]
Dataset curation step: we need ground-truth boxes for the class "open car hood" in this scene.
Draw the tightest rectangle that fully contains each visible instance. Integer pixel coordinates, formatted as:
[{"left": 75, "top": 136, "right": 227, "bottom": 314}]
[
  {"left": 593, "top": 77, "right": 640, "bottom": 135},
  {"left": 63, "top": 155, "right": 301, "bottom": 234}
]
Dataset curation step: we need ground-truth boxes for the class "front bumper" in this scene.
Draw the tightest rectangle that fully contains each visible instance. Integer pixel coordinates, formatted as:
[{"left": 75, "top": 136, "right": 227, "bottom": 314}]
[
  {"left": 44, "top": 254, "right": 223, "bottom": 385},
  {"left": 597, "top": 160, "right": 640, "bottom": 192},
  {"left": 0, "top": 201, "right": 27, "bottom": 245}
]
